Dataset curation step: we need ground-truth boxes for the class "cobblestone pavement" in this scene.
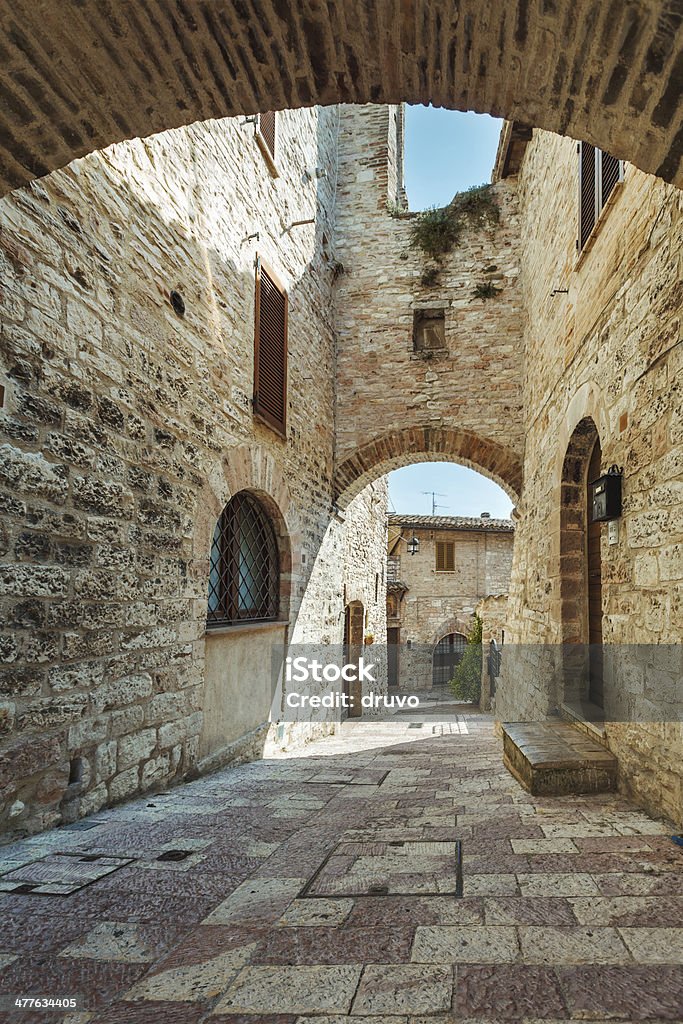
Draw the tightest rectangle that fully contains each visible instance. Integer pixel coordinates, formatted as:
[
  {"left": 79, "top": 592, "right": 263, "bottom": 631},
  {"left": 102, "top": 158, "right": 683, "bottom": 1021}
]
[{"left": 1, "top": 714, "right": 683, "bottom": 1022}]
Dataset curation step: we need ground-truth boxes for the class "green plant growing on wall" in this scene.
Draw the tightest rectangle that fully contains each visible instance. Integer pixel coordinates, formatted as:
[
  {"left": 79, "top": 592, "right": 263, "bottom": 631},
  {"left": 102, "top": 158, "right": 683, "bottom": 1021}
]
[
  {"left": 472, "top": 280, "right": 501, "bottom": 300},
  {"left": 409, "top": 184, "right": 500, "bottom": 265},
  {"left": 409, "top": 205, "right": 462, "bottom": 261},
  {"left": 386, "top": 199, "right": 406, "bottom": 218},
  {"left": 449, "top": 615, "right": 483, "bottom": 704}
]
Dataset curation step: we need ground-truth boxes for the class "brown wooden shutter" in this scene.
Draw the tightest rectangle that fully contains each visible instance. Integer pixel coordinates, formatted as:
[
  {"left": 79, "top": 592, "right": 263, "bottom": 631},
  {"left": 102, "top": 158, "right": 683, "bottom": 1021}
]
[
  {"left": 435, "top": 541, "right": 455, "bottom": 572},
  {"left": 600, "top": 151, "right": 621, "bottom": 207},
  {"left": 579, "top": 142, "right": 597, "bottom": 251},
  {"left": 259, "top": 111, "right": 276, "bottom": 161},
  {"left": 254, "top": 259, "right": 287, "bottom": 436}
]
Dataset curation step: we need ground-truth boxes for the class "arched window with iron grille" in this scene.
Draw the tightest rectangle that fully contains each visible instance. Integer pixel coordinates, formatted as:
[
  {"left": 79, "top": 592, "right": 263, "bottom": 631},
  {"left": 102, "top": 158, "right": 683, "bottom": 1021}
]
[{"left": 207, "top": 492, "right": 280, "bottom": 626}]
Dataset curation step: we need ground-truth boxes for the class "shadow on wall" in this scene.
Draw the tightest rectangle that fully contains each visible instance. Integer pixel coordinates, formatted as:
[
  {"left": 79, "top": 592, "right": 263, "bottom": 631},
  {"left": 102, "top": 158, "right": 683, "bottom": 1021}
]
[{"left": 0, "top": 108, "right": 352, "bottom": 837}]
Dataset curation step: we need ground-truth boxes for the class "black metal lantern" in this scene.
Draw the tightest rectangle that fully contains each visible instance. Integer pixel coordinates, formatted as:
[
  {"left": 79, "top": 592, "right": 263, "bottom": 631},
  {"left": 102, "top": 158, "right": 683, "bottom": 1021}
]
[
  {"left": 407, "top": 535, "right": 420, "bottom": 556},
  {"left": 590, "top": 464, "right": 623, "bottom": 523}
]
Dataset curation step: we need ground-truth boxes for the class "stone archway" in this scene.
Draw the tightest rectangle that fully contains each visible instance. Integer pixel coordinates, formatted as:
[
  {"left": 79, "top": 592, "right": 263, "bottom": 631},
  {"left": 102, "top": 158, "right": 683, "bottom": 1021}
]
[
  {"left": 196, "top": 443, "right": 299, "bottom": 623},
  {"left": 559, "top": 416, "right": 604, "bottom": 713},
  {"left": 432, "top": 631, "right": 468, "bottom": 687},
  {"left": 1, "top": 1, "right": 682, "bottom": 196},
  {"left": 334, "top": 425, "right": 522, "bottom": 508},
  {"left": 431, "top": 617, "right": 475, "bottom": 647}
]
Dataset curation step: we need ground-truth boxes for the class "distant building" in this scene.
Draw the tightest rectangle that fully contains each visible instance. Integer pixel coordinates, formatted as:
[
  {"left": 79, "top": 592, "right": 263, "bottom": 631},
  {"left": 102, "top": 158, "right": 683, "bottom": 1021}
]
[{"left": 387, "top": 513, "right": 514, "bottom": 690}]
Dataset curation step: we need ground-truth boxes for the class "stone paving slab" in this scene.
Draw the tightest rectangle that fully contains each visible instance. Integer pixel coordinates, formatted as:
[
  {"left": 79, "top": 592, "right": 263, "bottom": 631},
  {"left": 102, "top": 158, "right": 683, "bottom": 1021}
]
[{"left": 0, "top": 715, "right": 680, "bottom": 1022}]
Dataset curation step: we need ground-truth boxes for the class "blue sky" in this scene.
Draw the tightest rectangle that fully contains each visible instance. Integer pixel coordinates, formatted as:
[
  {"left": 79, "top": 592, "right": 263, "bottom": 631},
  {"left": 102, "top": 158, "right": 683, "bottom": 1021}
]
[
  {"left": 387, "top": 106, "right": 510, "bottom": 518},
  {"left": 388, "top": 463, "right": 513, "bottom": 518},
  {"left": 403, "top": 106, "right": 503, "bottom": 210}
]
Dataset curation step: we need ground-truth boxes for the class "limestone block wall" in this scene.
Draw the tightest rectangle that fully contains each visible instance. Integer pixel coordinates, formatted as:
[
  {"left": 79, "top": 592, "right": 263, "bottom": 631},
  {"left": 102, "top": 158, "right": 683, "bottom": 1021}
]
[
  {"left": 387, "top": 520, "right": 513, "bottom": 690},
  {"left": 393, "top": 525, "right": 513, "bottom": 645},
  {"left": 333, "top": 104, "right": 526, "bottom": 502},
  {"left": 499, "top": 128, "right": 683, "bottom": 824},
  {"left": 0, "top": 106, "right": 386, "bottom": 837},
  {"left": 477, "top": 594, "right": 509, "bottom": 645}
]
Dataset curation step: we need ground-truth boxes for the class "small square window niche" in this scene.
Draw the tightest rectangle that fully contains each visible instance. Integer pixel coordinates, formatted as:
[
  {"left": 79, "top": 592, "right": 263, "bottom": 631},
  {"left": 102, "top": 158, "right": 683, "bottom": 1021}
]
[{"left": 413, "top": 308, "right": 446, "bottom": 354}]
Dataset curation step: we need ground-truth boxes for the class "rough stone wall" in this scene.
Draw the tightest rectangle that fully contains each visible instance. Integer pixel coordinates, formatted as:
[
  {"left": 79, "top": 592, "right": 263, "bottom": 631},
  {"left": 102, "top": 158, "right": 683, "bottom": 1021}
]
[
  {"left": 0, "top": 106, "right": 386, "bottom": 837},
  {"left": 387, "top": 520, "right": 513, "bottom": 689},
  {"left": 477, "top": 594, "right": 508, "bottom": 644},
  {"left": 391, "top": 524, "right": 514, "bottom": 646},
  {"left": 499, "top": 128, "right": 683, "bottom": 824},
  {"left": 333, "top": 104, "right": 525, "bottom": 503},
  {"left": 1, "top": 1, "right": 682, "bottom": 196}
]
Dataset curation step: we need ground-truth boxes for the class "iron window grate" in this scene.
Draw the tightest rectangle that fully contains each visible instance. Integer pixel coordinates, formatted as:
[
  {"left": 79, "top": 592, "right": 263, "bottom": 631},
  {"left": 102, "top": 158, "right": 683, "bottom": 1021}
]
[{"left": 207, "top": 491, "right": 280, "bottom": 627}]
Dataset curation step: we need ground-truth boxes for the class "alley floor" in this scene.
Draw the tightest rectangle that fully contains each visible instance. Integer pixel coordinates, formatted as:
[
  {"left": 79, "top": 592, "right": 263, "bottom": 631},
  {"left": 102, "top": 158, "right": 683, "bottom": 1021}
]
[{"left": 1, "top": 714, "right": 683, "bottom": 1023}]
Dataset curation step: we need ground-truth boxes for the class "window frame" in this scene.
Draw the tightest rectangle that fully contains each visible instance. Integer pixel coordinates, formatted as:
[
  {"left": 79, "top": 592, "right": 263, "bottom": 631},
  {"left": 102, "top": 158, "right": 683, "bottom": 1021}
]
[
  {"left": 577, "top": 142, "right": 625, "bottom": 255},
  {"left": 254, "top": 256, "right": 288, "bottom": 439},
  {"left": 435, "top": 540, "right": 456, "bottom": 573},
  {"left": 206, "top": 491, "right": 280, "bottom": 629},
  {"left": 413, "top": 307, "right": 447, "bottom": 356}
]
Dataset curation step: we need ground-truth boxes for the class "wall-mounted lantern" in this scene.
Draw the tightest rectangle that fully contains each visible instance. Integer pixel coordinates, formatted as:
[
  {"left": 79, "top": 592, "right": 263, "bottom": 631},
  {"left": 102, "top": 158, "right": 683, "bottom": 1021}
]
[
  {"left": 407, "top": 535, "right": 420, "bottom": 556},
  {"left": 591, "top": 464, "right": 623, "bottom": 523}
]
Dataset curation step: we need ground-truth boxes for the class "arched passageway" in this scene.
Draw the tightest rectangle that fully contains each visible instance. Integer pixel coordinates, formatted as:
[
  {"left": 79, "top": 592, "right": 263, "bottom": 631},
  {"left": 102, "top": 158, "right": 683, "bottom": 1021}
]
[
  {"left": 0, "top": 0, "right": 682, "bottom": 195},
  {"left": 335, "top": 426, "right": 522, "bottom": 508}
]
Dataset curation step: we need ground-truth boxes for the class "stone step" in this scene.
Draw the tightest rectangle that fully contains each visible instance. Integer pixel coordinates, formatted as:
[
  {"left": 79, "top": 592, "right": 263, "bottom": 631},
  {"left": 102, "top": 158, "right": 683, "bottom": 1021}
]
[{"left": 502, "top": 720, "right": 618, "bottom": 796}]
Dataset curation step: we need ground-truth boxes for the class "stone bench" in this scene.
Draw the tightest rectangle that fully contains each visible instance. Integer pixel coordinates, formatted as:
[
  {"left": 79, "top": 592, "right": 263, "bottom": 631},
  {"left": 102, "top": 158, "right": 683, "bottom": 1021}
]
[{"left": 502, "top": 720, "right": 617, "bottom": 796}]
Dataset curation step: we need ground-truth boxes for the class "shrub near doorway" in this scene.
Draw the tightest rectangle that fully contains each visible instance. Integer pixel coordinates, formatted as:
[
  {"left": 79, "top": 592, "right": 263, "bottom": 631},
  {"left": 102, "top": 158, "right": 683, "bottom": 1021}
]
[{"left": 449, "top": 615, "right": 483, "bottom": 703}]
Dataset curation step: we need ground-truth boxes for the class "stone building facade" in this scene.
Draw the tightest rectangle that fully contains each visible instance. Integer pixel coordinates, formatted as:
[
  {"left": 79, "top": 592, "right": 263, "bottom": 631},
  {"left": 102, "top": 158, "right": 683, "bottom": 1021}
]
[
  {"left": 386, "top": 514, "right": 513, "bottom": 690},
  {"left": 495, "top": 127, "right": 683, "bottom": 825},
  {"left": 0, "top": 109, "right": 387, "bottom": 837},
  {"left": 333, "top": 104, "right": 525, "bottom": 506}
]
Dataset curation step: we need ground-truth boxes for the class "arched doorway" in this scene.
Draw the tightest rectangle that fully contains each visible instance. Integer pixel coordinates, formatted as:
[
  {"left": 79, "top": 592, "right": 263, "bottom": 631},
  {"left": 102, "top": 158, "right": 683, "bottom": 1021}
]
[
  {"left": 343, "top": 601, "right": 364, "bottom": 718},
  {"left": 560, "top": 417, "right": 604, "bottom": 714},
  {"left": 587, "top": 438, "right": 603, "bottom": 707},
  {"left": 432, "top": 632, "right": 467, "bottom": 687}
]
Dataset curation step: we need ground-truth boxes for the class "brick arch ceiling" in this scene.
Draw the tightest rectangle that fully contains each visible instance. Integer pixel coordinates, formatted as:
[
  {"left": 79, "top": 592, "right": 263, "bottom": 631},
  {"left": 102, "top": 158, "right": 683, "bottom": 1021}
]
[
  {"left": 0, "top": 0, "right": 682, "bottom": 196},
  {"left": 334, "top": 427, "right": 522, "bottom": 507}
]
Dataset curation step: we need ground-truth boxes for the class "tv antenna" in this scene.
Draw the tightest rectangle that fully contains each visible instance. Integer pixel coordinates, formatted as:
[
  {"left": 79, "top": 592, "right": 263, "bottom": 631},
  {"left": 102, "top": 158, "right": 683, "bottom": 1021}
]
[{"left": 422, "top": 491, "right": 448, "bottom": 515}]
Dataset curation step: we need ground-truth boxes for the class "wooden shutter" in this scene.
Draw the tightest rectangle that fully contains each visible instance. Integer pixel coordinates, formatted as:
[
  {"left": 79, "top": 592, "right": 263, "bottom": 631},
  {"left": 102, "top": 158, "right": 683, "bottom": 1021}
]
[
  {"left": 436, "top": 541, "right": 455, "bottom": 572},
  {"left": 579, "top": 142, "right": 597, "bottom": 251},
  {"left": 254, "top": 259, "right": 287, "bottom": 437},
  {"left": 258, "top": 111, "right": 276, "bottom": 161},
  {"left": 600, "top": 151, "right": 622, "bottom": 208}
]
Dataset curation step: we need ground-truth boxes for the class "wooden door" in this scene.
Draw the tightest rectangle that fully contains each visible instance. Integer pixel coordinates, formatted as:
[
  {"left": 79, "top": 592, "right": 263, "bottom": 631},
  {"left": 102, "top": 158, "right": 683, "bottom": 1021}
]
[
  {"left": 586, "top": 440, "right": 603, "bottom": 707},
  {"left": 343, "top": 602, "right": 364, "bottom": 718},
  {"left": 387, "top": 627, "right": 400, "bottom": 689}
]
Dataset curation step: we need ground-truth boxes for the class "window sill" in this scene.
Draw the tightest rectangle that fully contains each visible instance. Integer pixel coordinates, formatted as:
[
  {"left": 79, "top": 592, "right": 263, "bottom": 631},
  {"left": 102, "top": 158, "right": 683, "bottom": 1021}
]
[
  {"left": 575, "top": 178, "right": 625, "bottom": 271},
  {"left": 206, "top": 619, "right": 289, "bottom": 638},
  {"left": 254, "top": 407, "right": 287, "bottom": 440}
]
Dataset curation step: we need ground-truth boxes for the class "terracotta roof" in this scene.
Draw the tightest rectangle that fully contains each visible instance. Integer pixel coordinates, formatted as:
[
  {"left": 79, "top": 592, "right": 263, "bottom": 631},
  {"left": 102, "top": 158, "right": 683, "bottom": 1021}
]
[{"left": 387, "top": 514, "right": 514, "bottom": 533}]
